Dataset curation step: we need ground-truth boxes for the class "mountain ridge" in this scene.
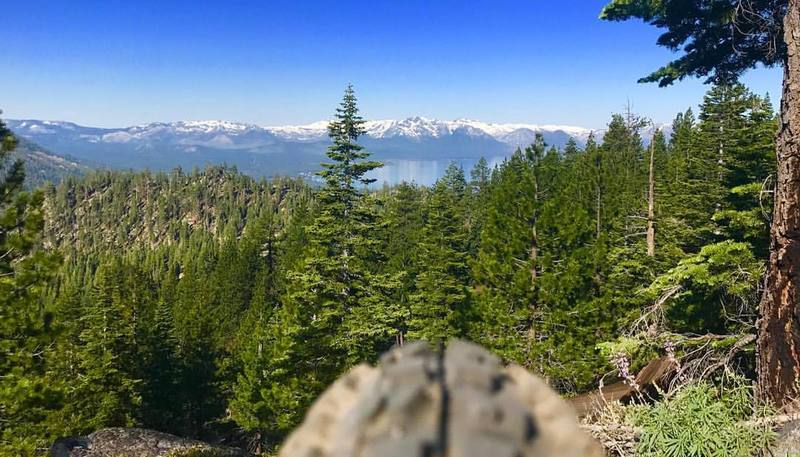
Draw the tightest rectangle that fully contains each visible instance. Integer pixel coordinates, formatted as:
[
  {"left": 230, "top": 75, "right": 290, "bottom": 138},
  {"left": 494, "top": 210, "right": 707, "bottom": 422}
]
[
  {"left": 10, "top": 117, "right": 597, "bottom": 145},
  {"left": 267, "top": 116, "right": 596, "bottom": 144},
  {"left": 7, "top": 117, "right": 664, "bottom": 180}
]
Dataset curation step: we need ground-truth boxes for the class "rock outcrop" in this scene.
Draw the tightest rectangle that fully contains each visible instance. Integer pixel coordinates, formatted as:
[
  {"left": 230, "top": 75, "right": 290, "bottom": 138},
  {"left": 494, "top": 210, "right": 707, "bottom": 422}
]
[{"left": 51, "top": 427, "right": 246, "bottom": 457}]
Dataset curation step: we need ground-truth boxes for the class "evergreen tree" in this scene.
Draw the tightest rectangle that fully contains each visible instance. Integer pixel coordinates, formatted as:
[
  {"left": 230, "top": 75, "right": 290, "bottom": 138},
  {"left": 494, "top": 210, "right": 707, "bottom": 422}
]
[
  {"left": 661, "top": 109, "right": 701, "bottom": 251},
  {"left": 0, "top": 114, "right": 61, "bottom": 454},
  {"left": 466, "top": 157, "right": 492, "bottom": 255},
  {"left": 229, "top": 296, "right": 287, "bottom": 451},
  {"left": 470, "top": 135, "right": 555, "bottom": 364},
  {"left": 172, "top": 243, "right": 225, "bottom": 437},
  {"left": 375, "top": 182, "right": 424, "bottom": 345},
  {"left": 64, "top": 261, "right": 143, "bottom": 431},
  {"left": 254, "top": 85, "right": 393, "bottom": 436},
  {"left": 714, "top": 91, "right": 778, "bottom": 258},
  {"left": 408, "top": 163, "right": 470, "bottom": 342},
  {"left": 229, "top": 195, "right": 309, "bottom": 450},
  {"left": 138, "top": 299, "right": 182, "bottom": 434},
  {"left": 531, "top": 139, "right": 609, "bottom": 390},
  {"left": 650, "top": 86, "right": 777, "bottom": 334}
]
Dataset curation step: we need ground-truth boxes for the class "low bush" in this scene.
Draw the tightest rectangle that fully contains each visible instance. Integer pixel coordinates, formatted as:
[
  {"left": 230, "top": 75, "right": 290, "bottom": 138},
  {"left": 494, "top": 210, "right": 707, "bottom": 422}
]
[{"left": 630, "top": 380, "right": 774, "bottom": 457}]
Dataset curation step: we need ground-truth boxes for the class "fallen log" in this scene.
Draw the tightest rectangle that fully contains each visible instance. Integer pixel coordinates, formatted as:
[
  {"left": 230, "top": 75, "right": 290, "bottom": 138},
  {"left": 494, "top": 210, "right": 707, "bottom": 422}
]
[{"left": 569, "top": 356, "right": 676, "bottom": 418}]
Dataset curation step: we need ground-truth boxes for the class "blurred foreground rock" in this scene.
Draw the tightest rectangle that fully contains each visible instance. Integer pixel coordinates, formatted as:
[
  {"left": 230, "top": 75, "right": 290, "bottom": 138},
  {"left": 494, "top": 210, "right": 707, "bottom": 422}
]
[
  {"left": 50, "top": 427, "right": 246, "bottom": 457},
  {"left": 281, "top": 340, "right": 604, "bottom": 457}
]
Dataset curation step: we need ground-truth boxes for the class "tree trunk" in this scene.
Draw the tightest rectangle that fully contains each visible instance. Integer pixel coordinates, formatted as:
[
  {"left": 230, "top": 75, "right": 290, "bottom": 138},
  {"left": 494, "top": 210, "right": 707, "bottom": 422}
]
[
  {"left": 757, "top": 0, "right": 800, "bottom": 410},
  {"left": 596, "top": 161, "right": 602, "bottom": 239},
  {"left": 646, "top": 140, "right": 655, "bottom": 257},
  {"left": 530, "top": 224, "right": 538, "bottom": 284},
  {"left": 531, "top": 175, "right": 540, "bottom": 284}
]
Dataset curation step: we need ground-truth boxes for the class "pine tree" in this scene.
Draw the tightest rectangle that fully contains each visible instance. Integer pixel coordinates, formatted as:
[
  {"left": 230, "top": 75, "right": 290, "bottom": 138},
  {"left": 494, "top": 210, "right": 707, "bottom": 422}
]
[
  {"left": 530, "top": 140, "right": 606, "bottom": 390},
  {"left": 654, "top": 88, "right": 776, "bottom": 333},
  {"left": 584, "top": 134, "right": 604, "bottom": 239},
  {"left": 171, "top": 243, "right": 225, "bottom": 437},
  {"left": 375, "top": 182, "right": 424, "bottom": 345},
  {"left": 229, "top": 297, "right": 287, "bottom": 452},
  {"left": 65, "top": 261, "right": 143, "bottom": 431},
  {"left": 408, "top": 163, "right": 470, "bottom": 342},
  {"left": 256, "top": 85, "right": 394, "bottom": 436},
  {"left": 0, "top": 114, "right": 62, "bottom": 454},
  {"left": 469, "top": 135, "right": 556, "bottom": 364},
  {"left": 467, "top": 157, "right": 492, "bottom": 255},
  {"left": 597, "top": 114, "right": 648, "bottom": 236},
  {"left": 563, "top": 137, "right": 580, "bottom": 160},
  {"left": 660, "top": 109, "right": 699, "bottom": 251},
  {"left": 714, "top": 91, "right": 778, "bottom": 258},
  {"left": 138, "top": 299, "right": 182, "bottom": 434},
  {"left": 229, "top": 194, "right": 310, "bottom": 450}
]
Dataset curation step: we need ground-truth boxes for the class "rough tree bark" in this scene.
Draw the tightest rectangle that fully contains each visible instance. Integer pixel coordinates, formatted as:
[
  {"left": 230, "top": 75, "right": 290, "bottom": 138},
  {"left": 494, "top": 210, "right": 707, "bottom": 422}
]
[{"left": 758, "top": 0, "right": 800, "bottom": 410}]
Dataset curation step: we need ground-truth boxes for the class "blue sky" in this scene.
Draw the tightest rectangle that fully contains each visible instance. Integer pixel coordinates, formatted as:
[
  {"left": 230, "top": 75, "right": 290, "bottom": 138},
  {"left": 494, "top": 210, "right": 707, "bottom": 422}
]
[{"left": 1, "top": 0, "right": 783, "bottom": 129}]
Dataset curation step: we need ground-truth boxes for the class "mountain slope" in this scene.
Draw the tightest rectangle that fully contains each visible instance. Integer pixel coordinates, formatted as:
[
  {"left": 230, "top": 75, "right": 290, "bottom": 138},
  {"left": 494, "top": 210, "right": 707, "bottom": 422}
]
[{"left": 9, "top": 136, "right": 90, "bottom": 188}]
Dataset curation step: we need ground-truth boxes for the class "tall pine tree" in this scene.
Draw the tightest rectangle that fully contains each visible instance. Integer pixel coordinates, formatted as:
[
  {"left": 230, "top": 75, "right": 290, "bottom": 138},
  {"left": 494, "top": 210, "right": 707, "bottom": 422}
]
[{"left": 0, "top": 114, "right": 61, "bottom": 454}]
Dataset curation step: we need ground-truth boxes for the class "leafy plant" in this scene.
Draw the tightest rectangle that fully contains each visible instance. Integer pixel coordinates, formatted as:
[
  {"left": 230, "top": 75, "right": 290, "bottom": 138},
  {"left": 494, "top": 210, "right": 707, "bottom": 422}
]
[{"left": 630, "top": 380, "right": 774, "bottom": 457}]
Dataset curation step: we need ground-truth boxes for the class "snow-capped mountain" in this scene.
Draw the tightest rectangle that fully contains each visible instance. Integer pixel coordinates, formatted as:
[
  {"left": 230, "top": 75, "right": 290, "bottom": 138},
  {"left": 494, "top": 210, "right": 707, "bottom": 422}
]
[
  {"left": 8, "top": 118, "right": 598, "bottom": 179},
  {"left": 11, "top": 119, "right": 276, "bottom": 149},
  {"left": 267, "top": 117, "right": 595, "bottom": 145}
]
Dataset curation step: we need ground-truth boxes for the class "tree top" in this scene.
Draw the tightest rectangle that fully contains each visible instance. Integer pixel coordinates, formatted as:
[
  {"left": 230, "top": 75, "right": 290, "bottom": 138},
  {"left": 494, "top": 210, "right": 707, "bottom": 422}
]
[{"left": 601, "top": 0, "right": 787, "bottom": 86}]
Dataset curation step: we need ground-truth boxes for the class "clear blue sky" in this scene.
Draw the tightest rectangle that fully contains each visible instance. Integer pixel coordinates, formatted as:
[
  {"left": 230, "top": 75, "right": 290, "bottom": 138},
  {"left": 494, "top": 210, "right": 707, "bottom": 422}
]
[{"left": 1, "top": 0, "right": 782, "bottom": 129}]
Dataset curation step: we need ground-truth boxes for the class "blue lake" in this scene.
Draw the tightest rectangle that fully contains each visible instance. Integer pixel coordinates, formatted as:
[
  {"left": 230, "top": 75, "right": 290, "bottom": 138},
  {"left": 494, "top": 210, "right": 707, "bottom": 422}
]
[{"left": 366, "top": 156, "right": 507, "bottom": 187}]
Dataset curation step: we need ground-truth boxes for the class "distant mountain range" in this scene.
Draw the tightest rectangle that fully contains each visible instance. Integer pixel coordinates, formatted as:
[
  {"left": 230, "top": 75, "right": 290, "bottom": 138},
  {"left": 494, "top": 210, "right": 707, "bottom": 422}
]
[{"left": 8, "top": 118, "right": 597, "bottom": 178}]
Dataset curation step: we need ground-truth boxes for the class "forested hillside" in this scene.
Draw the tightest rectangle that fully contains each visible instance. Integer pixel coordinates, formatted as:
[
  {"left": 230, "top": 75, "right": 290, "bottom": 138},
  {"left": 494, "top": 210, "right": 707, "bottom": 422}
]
[
  {"left": 0, "top": 82, "right": 779, "bottom": 454},
  {"left": 10, "top": 137, "right": 88, "bottom": 189}
]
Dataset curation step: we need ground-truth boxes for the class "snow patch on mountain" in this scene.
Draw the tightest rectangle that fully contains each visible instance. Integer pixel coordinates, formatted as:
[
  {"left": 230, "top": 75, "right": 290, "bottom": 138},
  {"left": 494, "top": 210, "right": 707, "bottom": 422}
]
[
  {"left": 102, "top": 132, "right": 135, "bottom": 143},
  {"left": 266, "top": 120, "right": 331, "bottom": 141}
]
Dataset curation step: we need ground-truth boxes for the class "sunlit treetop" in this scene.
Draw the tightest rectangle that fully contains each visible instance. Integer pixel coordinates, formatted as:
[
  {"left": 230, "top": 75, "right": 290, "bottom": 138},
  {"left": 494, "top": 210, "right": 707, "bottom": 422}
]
[{"left": 601, "top": 0, "right": 787, "bottom": 86}]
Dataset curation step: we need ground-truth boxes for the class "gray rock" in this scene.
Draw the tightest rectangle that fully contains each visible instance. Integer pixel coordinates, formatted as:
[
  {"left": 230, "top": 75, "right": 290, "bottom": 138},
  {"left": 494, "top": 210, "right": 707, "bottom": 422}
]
[
  {"left": 51, "top": 427, "right": 246, "bottom": 457},
  {"left": 772, "top": 419, "right": 800, "bottom": 457}
]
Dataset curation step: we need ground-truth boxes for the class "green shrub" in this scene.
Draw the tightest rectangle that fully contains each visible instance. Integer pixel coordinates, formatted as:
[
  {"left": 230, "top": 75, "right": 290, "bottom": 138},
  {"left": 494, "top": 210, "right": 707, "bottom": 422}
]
[{"left": 631, "top": 381, "right": 774, "bottom": 457}]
